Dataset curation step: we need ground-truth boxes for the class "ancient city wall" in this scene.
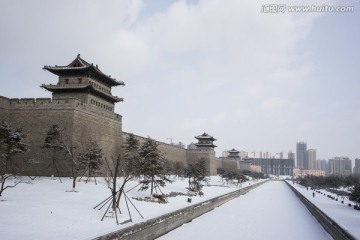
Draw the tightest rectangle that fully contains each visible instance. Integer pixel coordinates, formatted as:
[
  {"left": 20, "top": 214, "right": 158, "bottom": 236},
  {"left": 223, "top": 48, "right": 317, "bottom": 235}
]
[
  {"left": 122, "top": 133, "right": 217, "bottom": 175},
  {"left": 122, "top": 132, "right": 188, "bottom": 167},
  {"left": 1, "top": 95, "right": 217, "bottom": 176},
  {"left": 187, "top": 149, "right": 217, "bottom": 175},
  {"left": 221, "top": 159, "right": 240, "bottom": 171},
  {"left": 0, "top": 96, "right": 122, "bottom": 176}
]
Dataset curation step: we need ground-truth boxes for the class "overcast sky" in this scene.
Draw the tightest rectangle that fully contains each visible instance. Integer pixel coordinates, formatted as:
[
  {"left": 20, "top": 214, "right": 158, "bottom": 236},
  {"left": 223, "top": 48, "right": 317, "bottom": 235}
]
[{"left": 0, "top": 0, "right": 359, "bottom": 160}]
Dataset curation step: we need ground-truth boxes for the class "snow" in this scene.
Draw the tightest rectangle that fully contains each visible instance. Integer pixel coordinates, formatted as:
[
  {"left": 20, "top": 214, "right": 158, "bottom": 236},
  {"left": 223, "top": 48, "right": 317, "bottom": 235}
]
[
  {"left": 289, "top": 181, "right": 360, "bottom": 238},
  {"left": 159, "top": 181, "right": 332, "bottom": 240},
  {"left": 0, "top": 176, "right": 250, "bottom": 240},
  {"left": 1, "top": 178, "right": 358, "bottom": 240}
]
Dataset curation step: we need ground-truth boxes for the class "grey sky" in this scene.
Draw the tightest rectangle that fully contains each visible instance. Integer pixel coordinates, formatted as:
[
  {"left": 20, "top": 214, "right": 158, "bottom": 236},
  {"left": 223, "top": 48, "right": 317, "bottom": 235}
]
[{"left": 0, "top": 0, "right": 359, "bottom": 160}]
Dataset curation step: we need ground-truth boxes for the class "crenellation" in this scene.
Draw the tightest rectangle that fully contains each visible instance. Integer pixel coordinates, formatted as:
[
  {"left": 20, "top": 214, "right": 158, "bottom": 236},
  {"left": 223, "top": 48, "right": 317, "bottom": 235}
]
[{"left": 10, "top": 98, "right": 20, "bottom": 103}]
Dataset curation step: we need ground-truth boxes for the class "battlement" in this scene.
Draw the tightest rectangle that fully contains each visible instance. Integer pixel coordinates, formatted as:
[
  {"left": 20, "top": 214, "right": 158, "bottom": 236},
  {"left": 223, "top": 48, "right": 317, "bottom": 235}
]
[
  {"left": 0, "top": 95, "right": 121, "bottom": 120},
  {"left": 4, "top": 97, "right": 81, "bottom": 108},
  {"left": 123, "top": 132, "right": 186, "bottom": 150}
]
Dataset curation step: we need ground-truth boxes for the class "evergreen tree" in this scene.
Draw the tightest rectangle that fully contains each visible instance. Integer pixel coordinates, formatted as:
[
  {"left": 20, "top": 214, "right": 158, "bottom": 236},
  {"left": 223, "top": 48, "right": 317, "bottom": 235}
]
[
  {"left": 173, "top": 161, "right": 185, "bottom": 178},
  {"left": 0, "top": 121, "right": 28, "bottom": 197},
  {"left": 42, "top": 124, "right": 64, "bottom": 180},
  {"left": 78, "top": 139, "right": 103, "bottom": 183},
  {"left": 138, "top": 137, "right": 171, "bottom": 195},
  {"left": 350, "top": 184, "right": 360, "bottom": 207},
  {"left": 184, "top": 159, "right": 207, "bottom": 192},
  {"left": 0, "top": 121, "right": 27, "bottom": 172},
  {"left": 123, "top": 133, "right": 141, "bottom": 178},
  {"left": 116, "top": 133, "right": 141, "bottom": 206}
]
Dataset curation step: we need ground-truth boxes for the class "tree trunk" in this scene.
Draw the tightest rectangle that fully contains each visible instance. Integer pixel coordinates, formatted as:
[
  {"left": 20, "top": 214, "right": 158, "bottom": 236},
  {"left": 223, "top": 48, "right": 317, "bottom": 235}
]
[
  {"left": 116, "top": 179, "right": 127, "bottom": 208},
  {"left": 72, "top": 176, "right": 77, "bottom": 192},
  {"left": 151, "top": 176, "right": 154, "bottom": 195},
  {"left": 112, "top": 190, "right": 117, "bottom": 216}
]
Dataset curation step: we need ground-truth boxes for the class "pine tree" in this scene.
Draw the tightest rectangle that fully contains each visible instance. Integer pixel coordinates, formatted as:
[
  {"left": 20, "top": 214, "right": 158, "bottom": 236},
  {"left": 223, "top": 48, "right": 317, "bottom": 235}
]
[
  {"left": 138, "top": 137, "right": 171, "bottom": 195},
  {"left": 185, "top": 159, "right": 207, "bottom": 192},
  {"left": 78, "top": 139, "right": 103, "bottom": 183},
  {"left": 0, "top": 121, "right": 27, "bottom": 172},
  {"left": 0, "top": 121, "right": 28, "bottom": 197},
  {"left": 350, "top": 184, "right": 360, "bottom": 207},
  {"left": 42, "top": 124, "right": 64, "bottom": 180},
  {"left": 116, "top": 133, "right": 141, "bottom": 206}
]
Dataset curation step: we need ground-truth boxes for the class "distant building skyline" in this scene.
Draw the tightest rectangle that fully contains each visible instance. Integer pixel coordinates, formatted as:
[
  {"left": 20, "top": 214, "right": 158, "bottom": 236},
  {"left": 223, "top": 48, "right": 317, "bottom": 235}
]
[
  {"left": 296, "top": 142, "right": 307, "bottom": 170},
  {"left": 353, "top": 158, "right": 360, "bottom": 175},
  {"left": 329, "top": 157, "right": 352, "bottom": 177},
  {"left": 316, "top": 159, "right": 330, "bottom": 175},
  {"left": 307, "top": 149, "right": 317, "bottom": 170}
]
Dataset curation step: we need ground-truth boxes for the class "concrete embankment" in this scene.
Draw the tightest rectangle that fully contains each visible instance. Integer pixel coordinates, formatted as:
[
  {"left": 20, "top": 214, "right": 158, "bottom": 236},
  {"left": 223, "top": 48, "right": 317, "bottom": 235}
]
[
  {"left": 92, "top": 181, "right": 267, "bottom": 240},
  {"left": 286, "top": 181, "right": 356, "bottom": 240}
]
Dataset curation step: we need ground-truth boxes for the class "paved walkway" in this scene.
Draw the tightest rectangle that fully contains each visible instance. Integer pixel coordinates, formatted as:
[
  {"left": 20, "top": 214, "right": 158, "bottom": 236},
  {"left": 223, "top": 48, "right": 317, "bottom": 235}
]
[{"left": 159, "top": 181, "right": 332, "bottom": 240}]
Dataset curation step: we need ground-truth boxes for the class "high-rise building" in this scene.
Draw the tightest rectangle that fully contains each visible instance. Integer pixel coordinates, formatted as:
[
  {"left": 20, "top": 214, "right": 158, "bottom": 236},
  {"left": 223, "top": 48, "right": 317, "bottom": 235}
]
[
  {"left": 316, "top": 159, "right": 329, "bottom": 175},
  {"left": 296, "top": 142, "right": 307, "bottom": 169},
  {"left": 239, "top": 150, "right": 248, "bottom": 159},
  {"left": 353, "top": 158, "right": 360, "bottom": 175},
  {"left": 307, "top": 149, "right": 316, "bottom": 170},
  {"left": 329, "top": 157, "right": 352, "bottom": 176},
  {"left": 288, "top": 151, "right": 295, "bottom": 161}
]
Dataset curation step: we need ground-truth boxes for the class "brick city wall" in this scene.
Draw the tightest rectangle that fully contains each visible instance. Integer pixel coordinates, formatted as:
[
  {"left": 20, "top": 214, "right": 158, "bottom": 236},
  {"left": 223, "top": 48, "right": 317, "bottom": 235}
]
[
  {"left": 0, "top": 96, "right": 217, "bottom": 176},
  {"left": 123, "top": 133, "right": 217, "bottom": 175},
  {"left": 0, "top": 96, "right": 122, "bottom": 176}
]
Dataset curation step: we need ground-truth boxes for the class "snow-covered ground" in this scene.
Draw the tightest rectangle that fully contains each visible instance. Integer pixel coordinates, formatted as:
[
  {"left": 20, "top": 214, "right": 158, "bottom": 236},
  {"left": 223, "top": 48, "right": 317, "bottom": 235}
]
[
  {"left": 0, "top": 176, "right": 257, "bottom": 240},
  {"left": 289, "top": 181, "right": 360, "bottom": 238},
  {"left": 159, "top": 180, "right": 332, "bottom": 240}
]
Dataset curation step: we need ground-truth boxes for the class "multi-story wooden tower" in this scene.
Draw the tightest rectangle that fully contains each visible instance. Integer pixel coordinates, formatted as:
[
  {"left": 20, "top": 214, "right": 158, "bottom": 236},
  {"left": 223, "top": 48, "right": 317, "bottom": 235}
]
[
  {"left": 228, "top": 148, "right": 240, "bottom": 159},
  {"left": 194, "top": 132, "right": 217, "bottom": 149},
  {"left": 42, "top": 54, "right": 124, "bottom": 112}
]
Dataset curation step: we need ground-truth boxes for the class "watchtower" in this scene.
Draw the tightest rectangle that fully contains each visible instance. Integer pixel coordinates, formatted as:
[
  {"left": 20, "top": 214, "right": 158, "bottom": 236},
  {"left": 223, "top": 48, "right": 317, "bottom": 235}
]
[
  {"left": 42, "top": 54, "right": 124, "bottom": 112},
  {"left": 228, "top": 148, "right": 240, "bottom": 159},
  {"left": 194, "top": 132, "right": 217, "bottom": 149},
  {"left": 0, "top": 55, "right": 124, "bottom": 176}
]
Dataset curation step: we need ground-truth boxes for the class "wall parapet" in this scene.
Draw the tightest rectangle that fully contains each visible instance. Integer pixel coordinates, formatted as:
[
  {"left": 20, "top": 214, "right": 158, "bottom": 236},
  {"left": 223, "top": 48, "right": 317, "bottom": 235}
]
[
  {"left": 92, "top": 180, "right": 268, "bottom": 240},
  {"left": 123, "top": 132, "right": 186, "bottom": 150},
  {"left": 1, "top": 96, "right": 121, "bottom": 120}
]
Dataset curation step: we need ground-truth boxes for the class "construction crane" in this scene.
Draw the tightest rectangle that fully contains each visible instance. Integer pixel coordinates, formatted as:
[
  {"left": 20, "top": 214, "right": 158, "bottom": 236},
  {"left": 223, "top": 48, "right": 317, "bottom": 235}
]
[
  {"left": 166, "top": 137, "right": 191, "bottom": 144},
  {"left": 251, "top": 150, "right": 257, "bottom": 165},
  {"left": 251, "top": 150, "right": 257, "bottom": 158}
]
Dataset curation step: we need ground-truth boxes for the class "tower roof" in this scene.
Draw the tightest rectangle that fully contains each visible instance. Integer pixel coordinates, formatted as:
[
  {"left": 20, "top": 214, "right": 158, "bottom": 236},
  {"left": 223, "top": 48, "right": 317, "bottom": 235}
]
[
  {"left": 43, "top": 54, "right": 124, "bottom": 87},
  {"left": 194, "top": 132, "right": 217, "bottom": 148},
  {"left": 195, "top": 132, "right": 216, "bottom": 141},
  {"left": 228, "top": 148, "right": 239, "bottom": 154}
]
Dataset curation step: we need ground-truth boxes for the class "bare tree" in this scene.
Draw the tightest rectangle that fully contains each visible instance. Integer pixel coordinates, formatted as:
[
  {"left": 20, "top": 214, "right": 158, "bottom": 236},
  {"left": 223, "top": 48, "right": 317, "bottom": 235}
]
[
  {"left": 0, "top": 174, "right": 23, "bottom": 197},
  {"left": 103, "top": 154, "right": 122, "bottom": 223},
  {"left": 95, "top": 152, "right": 143, "bottom": 224},
  {"left": 43, "top": 124, "right": 82, "bottom": 191}
]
